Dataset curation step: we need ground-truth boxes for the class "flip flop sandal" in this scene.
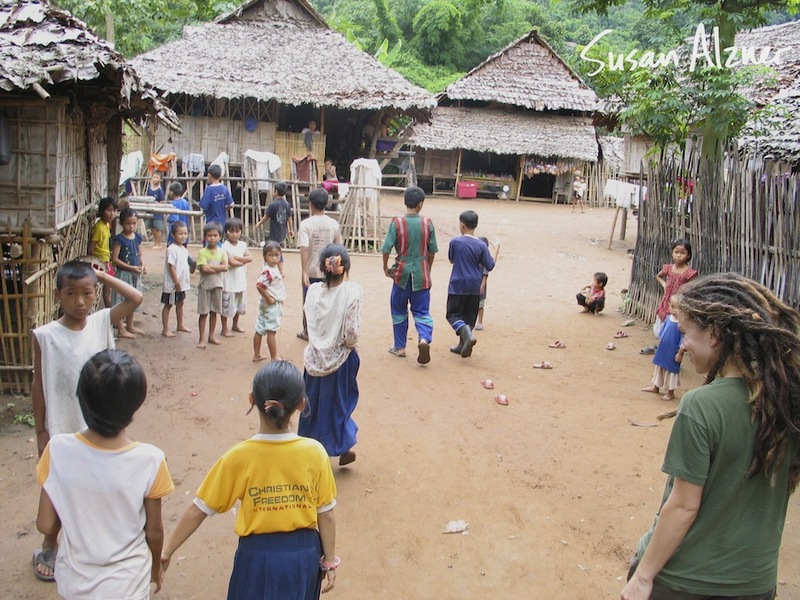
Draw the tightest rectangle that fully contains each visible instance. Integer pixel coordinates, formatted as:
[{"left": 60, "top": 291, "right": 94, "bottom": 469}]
[
  {"left": 388, "top": 346, "right": 406, "bottom": 358},
  {"left": 607, "top": 342, "right": 617, "bottom": 350},
  {"left": 32, "top": 548, "right": 56, "bottom": 582},
  {"left": 481, "top": 378, "right": 495, "bottom": 389},
  {"left": 613, "top": 331, "right": 629, "bottom": 338},
  {"left": 548, "top": 340, "right": 566, "bottom": 349},
  {"left": 495, "top": 393, "right": 509, "bottom": 405},
  {"left": 532, "top": 361, "right": 553, "bottom": 369},
  {"left": 640, "top": 346, "right": 656, "bottom": 355}
]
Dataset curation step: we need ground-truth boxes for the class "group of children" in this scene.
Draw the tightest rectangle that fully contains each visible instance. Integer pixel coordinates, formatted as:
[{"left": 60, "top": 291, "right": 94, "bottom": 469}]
[{"left": 574, "top": 238, "right": 697, "bottom": 403}]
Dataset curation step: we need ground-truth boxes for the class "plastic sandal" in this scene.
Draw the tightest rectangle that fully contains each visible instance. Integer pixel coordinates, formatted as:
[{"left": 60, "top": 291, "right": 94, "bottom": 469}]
[
  {"left": 548, "top": 340, "right": 566, "bottom": 349},
  {"left": 532, "top": 361, "right": 553, "bottom": 369},
  {"left": 495, "top": 393, "right": 509, "bottom": 405},
  {"left": 607, "top": 342, "right": 617, "bottom": 350},
  {"left": 481, "top": 379, "right": 495, "bottom": 389},
  {"left": 613, "top": 331, "right": 629, "bottom": 338}
]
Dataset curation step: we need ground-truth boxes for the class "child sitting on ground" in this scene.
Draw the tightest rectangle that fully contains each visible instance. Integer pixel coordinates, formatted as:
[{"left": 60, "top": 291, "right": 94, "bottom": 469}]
[
  {"left": 36, "top": 349, "right": 173, "bottom": 598},
  {"left": 111, "top": 208, "right": 146, "bottom": 339},
  {"left": 576, "top": 272, "right": 608, "bottom": 315},
  {"left": 642, "top": 296, "right": 685, "bottom": 401},
  {"left": 253, "top": 241, "right": 286, "bottom": 362},
  {"left": 221, "top": 218, "right": 252, "bottom": 337},
  {"left": 446, "top": 210, "right": 496, "bottom": 358},
  {"left": 161, "top": 221, "right": 192, "bottom": 338},
  {"left": 196, "top": 222, "right": 229, "bottom": 349}
]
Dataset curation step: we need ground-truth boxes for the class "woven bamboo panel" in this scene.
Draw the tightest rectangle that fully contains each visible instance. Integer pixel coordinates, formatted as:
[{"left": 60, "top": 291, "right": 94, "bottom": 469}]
[
  {"left": 88, "top": 124, "right": 108, "bottom": 203},
  {"left": 627, "top": 144, "right": 800, "bottom": 324},
  {"left": 55, "top": 107, "right": 89, "bottom": 228},
  {"left": 274, "top": 132, "right": 325, "bottom": 180}
]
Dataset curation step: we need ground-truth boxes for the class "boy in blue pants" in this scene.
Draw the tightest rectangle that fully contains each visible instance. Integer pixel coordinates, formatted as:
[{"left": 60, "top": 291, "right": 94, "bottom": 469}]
[
  {"left": 446, "top": 210, "right": 495, "bottom": 358},
  {"left": 381, "top": 186, "right": 438, "bottom": 365}
]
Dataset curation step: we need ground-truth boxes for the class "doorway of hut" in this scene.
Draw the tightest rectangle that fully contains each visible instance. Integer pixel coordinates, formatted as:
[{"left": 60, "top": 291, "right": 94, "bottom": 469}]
[
  {"left": 520, "top": 171, "right": 556, "bottom": 200},
  {"left": 460, "top": 151, "right": 518, "bottom": 199}
]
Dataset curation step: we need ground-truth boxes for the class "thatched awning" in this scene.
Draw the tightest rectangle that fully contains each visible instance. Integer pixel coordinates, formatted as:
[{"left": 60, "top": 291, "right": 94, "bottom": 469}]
[
  {"left": 444, "top": 30, "right": 600, "bottom": 113},
  {"left": 0, "top": 0, "right": 179, "bottom": 129},
  {"left": 132, "top": 20, "right": 436, "bottom": 115},
  {"left": 598, "top": 135, "right": 624, "bottom": 171},
  {"left": 410, "top": 106, "right": 598, "bottom": 162}
]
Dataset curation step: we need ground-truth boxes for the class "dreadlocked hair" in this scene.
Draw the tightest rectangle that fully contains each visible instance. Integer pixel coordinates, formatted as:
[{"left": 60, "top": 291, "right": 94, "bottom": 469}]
[{"left": 676, "top": 272, "right": 800, "bottom": 491}]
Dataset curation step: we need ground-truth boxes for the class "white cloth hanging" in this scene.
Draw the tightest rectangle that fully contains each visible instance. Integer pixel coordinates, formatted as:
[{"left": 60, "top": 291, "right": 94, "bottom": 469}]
[
  {"left": 350, "top": 158, "right": 382, "bottom": 217},
  {"left": 210, "top": 152, "right": 230, "bottom": 178},
  {"left": 604, "top": 179, "right": 645, "bottom": 209},
  {"left": 243, "top": 150, "right": 282, "bottom": 190},
  {"left": 181, "top": 153, "right": 205, "bottom": 175},
  {"left": 119, "top": 151, "right": 143, "bottom": 186}
]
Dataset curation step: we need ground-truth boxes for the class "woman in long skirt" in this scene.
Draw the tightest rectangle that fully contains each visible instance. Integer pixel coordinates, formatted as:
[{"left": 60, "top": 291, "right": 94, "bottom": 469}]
[{"left": 299, "top": 244, "right": 362, "bottom": 466}]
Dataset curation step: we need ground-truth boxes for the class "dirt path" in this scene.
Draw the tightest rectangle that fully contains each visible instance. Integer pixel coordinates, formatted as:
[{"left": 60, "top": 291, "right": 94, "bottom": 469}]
[{"left": 1, "top": 194, "right": 798, "bottom": 599}]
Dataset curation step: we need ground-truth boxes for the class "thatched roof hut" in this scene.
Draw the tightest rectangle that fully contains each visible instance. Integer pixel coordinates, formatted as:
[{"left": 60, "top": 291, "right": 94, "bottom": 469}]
[
  {"left": 0, "top": 0, "right": 177, "bottom": 393},
  {"left": 131, "top": 0, "right": 435, "bottom": 176},
  {"left": 737, "top": 20, "right": 800, "bottom": 163},
  {"left": 411, "top": 29, "right": 602, "bottom": 202}
]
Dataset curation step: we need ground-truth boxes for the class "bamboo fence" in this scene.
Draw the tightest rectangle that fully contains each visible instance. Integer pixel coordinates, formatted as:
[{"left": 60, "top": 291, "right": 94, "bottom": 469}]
[{"left": 627, "top": 144, "right": 800, "bottom": 324}]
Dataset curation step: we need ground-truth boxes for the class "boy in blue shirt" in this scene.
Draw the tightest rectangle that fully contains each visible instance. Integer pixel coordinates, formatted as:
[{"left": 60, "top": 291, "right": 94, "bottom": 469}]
[
  {"left": 166, "top": 182, "right": 191, "bottom": 246},
  {"left": 446, "top": 210, "right": 495, "bottom": 358},
  {"left": 199, "top": 164, "right": 233, "bottom": 226}
]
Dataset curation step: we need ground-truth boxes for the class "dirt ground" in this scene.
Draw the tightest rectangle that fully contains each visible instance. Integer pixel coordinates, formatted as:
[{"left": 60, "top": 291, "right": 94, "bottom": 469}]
[{"left": 1, "top": 194, "right": 798, "bottom": 599}]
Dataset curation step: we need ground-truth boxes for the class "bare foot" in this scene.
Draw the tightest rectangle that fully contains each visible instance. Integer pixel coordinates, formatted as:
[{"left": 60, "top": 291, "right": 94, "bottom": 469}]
[
  {"left": 177, "top": 326, "right": 192, "bottom": 333},
  {"left": 128, "top": 327, "right": 146, "bottom": 335},
  {"left": 162, "top": 331, "right": 176, "bottom": 338},
  {"left": 232, "top": 326, "right": 246, "bottom": 333},
  {"left": 197, "top": 342, "right": 207, "bottom": 349},
  {"left": 252, "top": 355, "right": 268, "bottom": 362},
  {"left": 661, "top": 393, "right": 676, "bottom": 401},
  {"left": 641, "top": 386, "right": 660, "bottom": 394},
  {"left": 221, "top": 330, "right": 234, "bottom": 338},
  {"left": 117, "top": 331, "right": 136, "bottom": 339},
  {"left": 208, "top": 337, "right": 221, "bottom": 345}
]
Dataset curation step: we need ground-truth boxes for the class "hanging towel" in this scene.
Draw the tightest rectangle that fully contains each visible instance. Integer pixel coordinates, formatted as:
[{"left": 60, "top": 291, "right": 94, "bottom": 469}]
[{"left": 182, "top": 153, "right": 205, "bottom": 175}]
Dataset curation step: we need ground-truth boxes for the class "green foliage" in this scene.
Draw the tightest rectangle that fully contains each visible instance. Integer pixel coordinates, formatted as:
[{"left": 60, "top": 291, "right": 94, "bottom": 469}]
[
  {"left": 375, "top": 38, "right": 404, "bottom": 66},
  {"left": 372, "top": 0, "right": 404, "bottom": 43},
  {"left": 53, "top": 0, "right": 236, "bottom": 56},
  {"left": 12, "top": 411, "right": 35, "bottom": 428},
  {"left": 391, "top": 51, "right": 464, "bottom": 91},
  {"left": 411, "top": 0, "right": 464, "bottom": 66}
]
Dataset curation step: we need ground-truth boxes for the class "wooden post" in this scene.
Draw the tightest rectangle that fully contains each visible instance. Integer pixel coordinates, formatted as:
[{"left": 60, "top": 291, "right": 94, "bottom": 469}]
[
  {"left": 608, "top": 206, "right": 621, "bottom": 249},
  {"left": 455, "top": 149, "right": 463, "bottom": 197},
  {"left": 515, "top": 155, "right": 525, "bottom": 201},
  {"left": 620, "top": 208, "right": 628, "bottom": 240}
]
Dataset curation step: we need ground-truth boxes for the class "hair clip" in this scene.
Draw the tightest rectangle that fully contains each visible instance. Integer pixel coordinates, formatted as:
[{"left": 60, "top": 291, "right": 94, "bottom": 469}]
[
  {"left": 264, "top": 399, "right": 281, "bottom": 412},
  {"left": 325, "top": 255, "right": 344, "bottom": 275}
]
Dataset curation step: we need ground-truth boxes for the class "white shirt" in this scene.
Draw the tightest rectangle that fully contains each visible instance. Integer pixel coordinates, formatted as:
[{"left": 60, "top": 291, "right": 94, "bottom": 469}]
[
  {"left": 163, "top": 244, "right": 191, "bottom": 293},
  {"left": 297, "top": 215, "right": 342, "bottom": 279},
  {"left": 222, "top": 240, "right": 248, "bottom": 293},
  {"left": 33, "top": 310, "right": 114, "bottom": 435}
]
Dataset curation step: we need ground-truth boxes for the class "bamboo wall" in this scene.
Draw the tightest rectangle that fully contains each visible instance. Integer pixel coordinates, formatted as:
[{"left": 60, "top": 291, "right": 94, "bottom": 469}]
[{"left": 627, "top": 146, "right": 800, "bottom": 324}]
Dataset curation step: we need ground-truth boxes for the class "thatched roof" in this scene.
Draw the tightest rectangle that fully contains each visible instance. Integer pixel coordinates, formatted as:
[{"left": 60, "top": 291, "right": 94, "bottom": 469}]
[
  {"left": 736, "top": 21, "right": 800, "bottom": 162},
  {"left": 598, "top": 135, "right": 624, "bottom": 171},
  {"left": 0, "top": 0, "right": 178, "bottom": 129},
  {"left": 443, "top": 30, "right": 600, "bottom": 113},
  {"left": 132, "top": 0, "right": 435, "bottom": 115},
  {"left": 411, "top": 106, "right": 598, "bottom": 162}
]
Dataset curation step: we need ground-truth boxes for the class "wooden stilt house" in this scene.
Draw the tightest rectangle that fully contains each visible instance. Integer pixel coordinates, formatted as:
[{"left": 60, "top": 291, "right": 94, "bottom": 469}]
[
  {"left": 0, "top": 0, "right": 178, "bottom": 393},
  {"left": 411, "top": 30, "right": 601, "bottom": 202}
]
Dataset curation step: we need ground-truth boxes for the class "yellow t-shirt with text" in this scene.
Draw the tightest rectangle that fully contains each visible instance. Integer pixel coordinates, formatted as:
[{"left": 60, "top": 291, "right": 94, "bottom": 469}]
[{"left": 194, "top": 433, "right": 337, "bottom": 536}]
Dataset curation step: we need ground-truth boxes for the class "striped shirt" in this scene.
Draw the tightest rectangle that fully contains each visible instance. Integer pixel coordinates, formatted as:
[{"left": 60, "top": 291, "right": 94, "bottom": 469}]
[{"left": 381, "top": 214, "right": 438, "bottom": 291}]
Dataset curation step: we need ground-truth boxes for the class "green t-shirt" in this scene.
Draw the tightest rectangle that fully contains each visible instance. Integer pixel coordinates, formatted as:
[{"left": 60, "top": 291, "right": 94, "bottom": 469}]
[{"left": 637, "top": 377, "right": 793, "bottom": 595}]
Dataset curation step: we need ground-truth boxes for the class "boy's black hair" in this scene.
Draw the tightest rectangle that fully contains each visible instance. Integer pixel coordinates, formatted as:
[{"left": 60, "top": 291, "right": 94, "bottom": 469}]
[
  {"left": 118, "top": 207, "right": 136, "bottom": 224},
  {"left": 56, "top": 260, "right": 97, "bottom": 289},
  {"left": 594, "top": 272, "right": 609, "bottom": 287},
  {"left": 252, "top": 360, "right": 306, "bottom": 429},
  {"left": 459, "top": 210, "right": 478, "bottom": 230},
  {"left": 207, "top": 164, "right": 223, "bottom": 180},
  {"left": 77, "top": 349, "right": 147, "bottom": 437},
  {"left": 203, "top": 221, "right": 223, "bottom": 237},
  {"left": 170, "top": 220, "right": 187, "bottom": 235},
  {"left": 168, "top": 181, "right": 184, "bottom": 197},
  {"left": 672, "top": 238, "right": 693, "bottom": 261},
  {"left": 262, "top": 240, "right": 281, "bottom": 258},
  {"left": 319, "top": 243, "right": 350, "bottom": 285},
  {"left": 308, "top": 188, "right": 329, "bottom": 211},
  {"left": 98, "top": 196, "right": 116, "bottom": 216},
  {"left": 404, "top": 186, "right": 425, "bottom": 208},
  {"left": 225, "top": 217, "right": 243, "bottom": 233},
  {"left": 274, "top": 181, "right": 288, "bottom": 197}
]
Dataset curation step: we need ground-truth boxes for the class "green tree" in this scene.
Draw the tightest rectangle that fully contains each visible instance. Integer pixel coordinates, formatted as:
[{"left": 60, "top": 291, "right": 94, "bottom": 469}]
[
  {"left": 573, "top": 0, "right": 800, "bottom": 157},
  {"left": 411, "top": 0, "right": 464, "bottom": 66},
  {"left": 372, "top": 0, "right": 403, "bottom": 44}
]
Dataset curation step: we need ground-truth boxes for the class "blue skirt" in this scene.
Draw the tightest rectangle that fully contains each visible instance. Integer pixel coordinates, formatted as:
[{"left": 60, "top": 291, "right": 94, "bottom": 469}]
[
  {"left": 299, "top": 351, "right": 360, "bottom": 457},
  {"left": 227, "top": 529, "right": 322, "bottom": 600}
]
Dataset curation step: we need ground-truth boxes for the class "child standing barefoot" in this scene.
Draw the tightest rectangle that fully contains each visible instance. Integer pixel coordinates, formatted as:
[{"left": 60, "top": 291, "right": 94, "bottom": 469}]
[
  {"left": 196, "top": 222, "right": 228, "bottom": 349},
  {"left": 641, "top": 238, "right": 697, "bottom": 354},
  {"left": 253, "top": 242, "right": 286, "bottom": 362},
  {"left": 221, "top": 218, "right": 252, "bottom": 336},
  {"left": 161, "top": 222, "right": 192, "bottom": 337},
  {"left": 160, "top": 361, "right": 338, "bottom": 599},
  {"left": 37, "top": 350, "right": 173, "bottom": 598},
  {"left": 111, "top": 208, "right": 146, "bottom": 338},
  {"left": 641, "top": 296, "right": 685, "bottom": 401}
]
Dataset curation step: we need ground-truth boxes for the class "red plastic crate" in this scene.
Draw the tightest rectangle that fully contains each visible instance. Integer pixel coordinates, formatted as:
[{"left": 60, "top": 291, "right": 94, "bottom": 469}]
[{"left": 457, "top": 181, "right": 477, "bottom": 199}]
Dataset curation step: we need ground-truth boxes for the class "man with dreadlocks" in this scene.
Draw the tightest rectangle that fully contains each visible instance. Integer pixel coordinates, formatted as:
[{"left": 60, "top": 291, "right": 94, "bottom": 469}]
[{"left": 622, "top": 273, "right": 800, "bottom": 600}]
